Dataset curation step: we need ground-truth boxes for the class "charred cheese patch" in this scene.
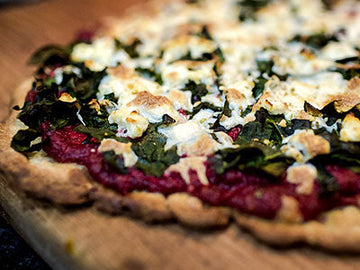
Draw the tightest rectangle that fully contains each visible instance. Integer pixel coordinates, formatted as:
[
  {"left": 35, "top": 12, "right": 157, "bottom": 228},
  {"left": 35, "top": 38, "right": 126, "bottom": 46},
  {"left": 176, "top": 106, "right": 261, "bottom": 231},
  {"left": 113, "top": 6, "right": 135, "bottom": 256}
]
[{"left": 109, "top": 91, "right": 179, "bottom": 138}]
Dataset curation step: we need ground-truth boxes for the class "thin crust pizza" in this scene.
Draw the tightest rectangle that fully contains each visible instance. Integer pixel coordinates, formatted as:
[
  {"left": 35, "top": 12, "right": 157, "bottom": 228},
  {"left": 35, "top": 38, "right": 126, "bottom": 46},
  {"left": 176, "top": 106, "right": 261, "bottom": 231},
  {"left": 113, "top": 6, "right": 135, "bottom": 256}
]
[{"left": 1, "top": 0, "right": 360, "bottom": 252}]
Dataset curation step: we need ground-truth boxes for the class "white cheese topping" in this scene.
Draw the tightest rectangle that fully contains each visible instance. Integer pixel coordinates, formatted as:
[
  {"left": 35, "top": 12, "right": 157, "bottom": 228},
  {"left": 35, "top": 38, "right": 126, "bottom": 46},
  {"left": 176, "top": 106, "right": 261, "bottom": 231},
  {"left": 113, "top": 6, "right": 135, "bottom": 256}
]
[
  {"left": 340, "top": 113, "right": 360, "bottom": 142},
  {"left": 165, "top": 156, "right": 209, "bottom": 185},
  {"left": 68, "top": 0, "right": 360, "bottom": 181}
]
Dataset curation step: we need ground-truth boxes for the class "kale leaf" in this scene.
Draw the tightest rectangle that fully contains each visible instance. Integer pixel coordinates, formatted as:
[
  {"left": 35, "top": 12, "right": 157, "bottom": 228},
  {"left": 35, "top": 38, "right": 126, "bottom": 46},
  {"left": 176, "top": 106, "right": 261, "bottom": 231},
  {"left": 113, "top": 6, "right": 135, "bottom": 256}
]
[
  {"left": 309, "top": 132, "right": 360, "bottom": 193},
  {"left": 16, "top": 85, "right": 78, "bottom": 130},
  {"left": 70, "top": 63, "right": 107, "bottom": 101},
  {"left": 280, "top": 119, "right": 311, "bottom": 136},
  {"left": 104, "top": 93, "right": 118, "bottom": 103},
  {"left": 329, "top": 55, "right": 360, "bottom": 80},
  {"left": 252, "top": 60, "right": 288, "bottom": 100},
  {"left": 10, "top": 129, "right": 42, "bottom": 153},
  {"left": 172, "top": 47, "right": 224, "bottom": 63},
  {"left": 290, "top": 32, "right": 338, "bottom": 49},
  {"left": 135, "top": 67, "right": 163, "bottom": 85},
  {"left": 237, "top": 0, "right": 271, "bottom": 21},
  {"left": 102, "top": 150, "right": 128, "bottom": 174},
  {"left": 235, "top": 108, "right": 283, "bottom": 146},
  {"left": 114, "top": 38, "right": 142, "bottom": 58},
  {"left": 29, "top": 45, "right": 70, "bottom": 66},
  {"left": 131, "top": 127, "right": 179, "bottom": 177},
  {"left": 316, "top": 165, "right": 339, "bottom": 197},
  {"left": 181, "top": 81, "right": 208, "bottom": 104},
  {"left": 209, "top": 142, "right": 294, "bottom": 178},
  {"left": 304, "top": 101, "right": 346, "bottom": 126},
  {"left": 190, "top": 102, "right": 223, "bottom": 117},
  {"left": 73, "top": 125, "right": 120, "bottom": 142}
]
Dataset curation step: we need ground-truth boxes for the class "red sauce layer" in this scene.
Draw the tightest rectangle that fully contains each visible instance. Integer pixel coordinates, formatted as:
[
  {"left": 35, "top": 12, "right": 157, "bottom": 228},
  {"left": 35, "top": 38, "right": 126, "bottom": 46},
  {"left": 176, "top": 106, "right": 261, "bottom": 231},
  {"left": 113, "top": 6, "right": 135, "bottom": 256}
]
[{"left": 42, "top": 125, "right": 360, "bottom": 221}]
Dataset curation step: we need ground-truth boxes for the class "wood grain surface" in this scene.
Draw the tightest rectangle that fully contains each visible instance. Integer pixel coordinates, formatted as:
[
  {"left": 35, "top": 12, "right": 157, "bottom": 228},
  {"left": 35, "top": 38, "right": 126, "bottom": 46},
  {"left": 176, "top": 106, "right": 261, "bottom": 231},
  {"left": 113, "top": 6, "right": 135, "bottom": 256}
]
[{"left": 0, "top": 1, "right": 360, "bottom": 269}]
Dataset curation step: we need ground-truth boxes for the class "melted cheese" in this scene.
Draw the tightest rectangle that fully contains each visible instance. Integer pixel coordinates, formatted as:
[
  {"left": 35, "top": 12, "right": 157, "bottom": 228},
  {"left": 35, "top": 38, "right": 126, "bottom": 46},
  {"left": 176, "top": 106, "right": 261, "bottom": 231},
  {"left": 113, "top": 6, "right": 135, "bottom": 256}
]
[
  {"left": 71, "top": 37, "right": 118, "bottom": 71},
  {"left": 165, "top": 156, "right": 208, "bottom": 185}
]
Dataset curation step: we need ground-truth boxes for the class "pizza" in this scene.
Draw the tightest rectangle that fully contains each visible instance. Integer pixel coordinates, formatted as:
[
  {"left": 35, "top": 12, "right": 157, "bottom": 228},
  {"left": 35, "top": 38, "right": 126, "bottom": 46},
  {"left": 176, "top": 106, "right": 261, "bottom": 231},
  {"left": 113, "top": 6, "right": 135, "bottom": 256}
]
[{"left": 1, "top": 0, "right": 360, "bottom": 252}]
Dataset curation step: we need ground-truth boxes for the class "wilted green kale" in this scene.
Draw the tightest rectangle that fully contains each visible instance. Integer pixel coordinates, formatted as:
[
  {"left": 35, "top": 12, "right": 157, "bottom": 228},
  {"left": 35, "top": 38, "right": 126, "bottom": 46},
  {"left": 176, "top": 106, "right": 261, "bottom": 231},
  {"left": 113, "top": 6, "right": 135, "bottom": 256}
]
[{"left": 237, "top": 0, "right": 271, "bottom": 21}]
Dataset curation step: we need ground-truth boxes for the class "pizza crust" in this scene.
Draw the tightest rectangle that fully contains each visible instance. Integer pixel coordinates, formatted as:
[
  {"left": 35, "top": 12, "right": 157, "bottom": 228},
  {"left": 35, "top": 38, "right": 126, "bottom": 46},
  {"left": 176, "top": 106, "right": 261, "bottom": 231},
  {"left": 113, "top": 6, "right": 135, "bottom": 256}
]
[{"left": 234, "top": 206, "right": 360, "bottom": 252}]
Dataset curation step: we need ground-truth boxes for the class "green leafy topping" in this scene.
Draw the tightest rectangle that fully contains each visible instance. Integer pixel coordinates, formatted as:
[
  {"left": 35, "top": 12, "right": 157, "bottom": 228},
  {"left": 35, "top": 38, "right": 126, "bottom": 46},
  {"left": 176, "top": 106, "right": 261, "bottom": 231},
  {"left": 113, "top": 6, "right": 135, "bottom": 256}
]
[
  {"left": 235, "top": 109, "right": 283, "bottom": 146},
  {"left": 334, "top": 56, "right": 359, "bottom": 64},
  {"left": 11, "top": 129, "right": 42, "bottom": 153},
  {"left": 304, "top": 101, "right": 346, "bottom": 126},
  {"left": 210, "top": 98, "right": 232, "bottom": 132},
  {"left": 280, "top": 119, "right": 311, "bottom": 136},
  {"left": 331, "top": 67, "right": 360, "bottom": 80},
  {"left": 171, "top": 46, "right": 224, "bottom": 64},
  {"left": 310, "top": 132, "right": 360, "bottom": 194},
  {"left": 197, "top": 25, "right": 213, "bottom": 40},
  {"left": 190, "top": 102, "right": 223, "bottom": 117},
  {"left": 12, "top": 44, "right": 109, "bottom": 153},
  {"left": 104, "top": 93, "right": 118, "bottom": 103},
  {"left": 222, "top": 99, "right": 232, "bottom": 117},
  {"left": 135, "top": 67, "right": 163, "bottom": 85},
  {"left": 237, "top": 121, "right": 282, "bottom": 146},
  {"left": 16, "top": 84, "right": 78, "bottom": 130},
  {"left": 79, "top": 103, "right": 112, "bottom": 128},
  {"left": 252, "top": 60, "right": 288, "bottom": 100},
  {"left": 320, "top": 132, "right": 360, "bottom": 155},
  {"left": 209, "top": 143, "right": 294, "bottom": 177},
  {"left": 329, "top": 58, "right": 360, "bottom": 80},
  {"left": 70, "top": 63, "right": 107, "bottom": 101},
  {"left": 234, "top": 108, "right": 312, "bottom": 146},
  {"left": 181, "top": 81, "right": 208, "bottom": 104},
  {"left": 316, "top": 165, "right": 339, "bottom": 197},
  {"left": 237, "top": 0, "right": 271, "bottom": 21},
  {"left": 74, "top": 125, "right": 119, "bottom": 142},
  {"left": 321, "top": 0, "right": 339, "bottom": 10},
  {"left": 29, "top": 45, "right": 70, "bottom": 66},
  {"left": 114, "top": 38, "right": 142, "bottom": 58},
  {"left": 241, "top": 105, "right": 253, "bottom": 117},
  {"left": 213, "top": 47, "right": 225, "bottom": 63},
  {"left": 102, "top": 150, "right": 128, "bottom": 174},
  {"left": 131, "top": 122, "right": 179, "bottom": 177},
  {"left": 290, "top": 32, "right": 338, "bottom": 49}
]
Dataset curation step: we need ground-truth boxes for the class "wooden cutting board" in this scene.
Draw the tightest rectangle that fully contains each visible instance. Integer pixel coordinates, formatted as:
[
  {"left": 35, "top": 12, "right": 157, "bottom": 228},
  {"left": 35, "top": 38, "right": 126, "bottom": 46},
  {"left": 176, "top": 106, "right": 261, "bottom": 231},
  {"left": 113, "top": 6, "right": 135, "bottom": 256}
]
[{"left": 1, "top": 0, "right": 360, "bottom": 269}]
